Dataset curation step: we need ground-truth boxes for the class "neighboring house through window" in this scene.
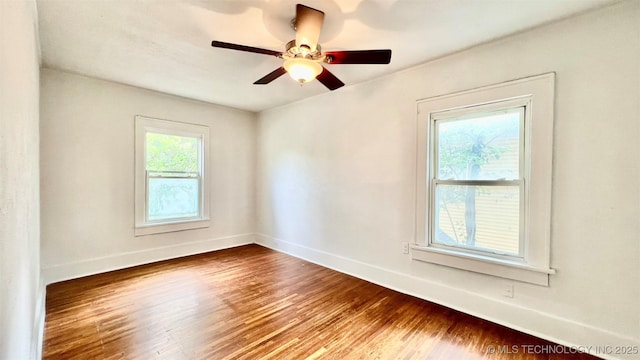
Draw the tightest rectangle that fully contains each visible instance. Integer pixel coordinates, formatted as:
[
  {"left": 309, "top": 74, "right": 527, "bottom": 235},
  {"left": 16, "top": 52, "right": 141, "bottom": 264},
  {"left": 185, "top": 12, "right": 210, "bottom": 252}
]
[
  {"left": 134, "top": 116, "right": 210, "bottom": 236},
  {"left": 414, "top": 73, "right": 555, "bottom": 286}
]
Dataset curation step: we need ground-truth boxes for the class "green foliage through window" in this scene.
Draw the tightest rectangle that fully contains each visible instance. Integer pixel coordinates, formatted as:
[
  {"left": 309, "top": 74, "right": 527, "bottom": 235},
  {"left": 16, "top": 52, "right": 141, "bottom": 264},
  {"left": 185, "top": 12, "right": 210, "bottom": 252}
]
[{"left": 146, "top": 133, "right": 198, "bottom": 172}]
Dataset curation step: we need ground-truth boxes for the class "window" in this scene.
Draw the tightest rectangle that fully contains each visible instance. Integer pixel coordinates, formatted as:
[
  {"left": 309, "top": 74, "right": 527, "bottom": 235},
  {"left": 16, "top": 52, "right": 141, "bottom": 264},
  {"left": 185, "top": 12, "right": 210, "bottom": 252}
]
[
  {"left": 135, "top": 116, "right": 210, "bottom": 236},
  {"left": 414, "top": 73, "right": 555, "bottom": 285},
  {"left": 432, "top": 105, "right": 524, "bottom": 256}
]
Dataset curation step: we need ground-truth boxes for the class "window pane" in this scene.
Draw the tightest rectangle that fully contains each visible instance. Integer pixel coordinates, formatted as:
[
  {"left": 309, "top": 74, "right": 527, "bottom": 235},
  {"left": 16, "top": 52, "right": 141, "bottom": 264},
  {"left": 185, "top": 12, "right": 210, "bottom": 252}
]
[
  {"left": 148, "top": 178, "right": 199, "bottom": 221},
  {"left": 146, "top": 133, "right": 198, "bottom": 172},
  {"left": 434, "top": 184, "right": 520, "bottom": 255},
  {"left": 436, "top": 109, "right": 521, "bottom": 180}
]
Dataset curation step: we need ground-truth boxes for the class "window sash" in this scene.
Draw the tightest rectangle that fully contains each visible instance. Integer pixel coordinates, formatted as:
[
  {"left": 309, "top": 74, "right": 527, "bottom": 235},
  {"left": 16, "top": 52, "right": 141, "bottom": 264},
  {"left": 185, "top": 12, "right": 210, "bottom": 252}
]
[
  {"left": 427, "top": 105, "right": 526, "bottom": 260},
  {"left": 143, "top": 129, "right": 204, "bottom": 224},
  {"left": 432, "top": 106, "right": 525, "bottom": 181},
  {"left": 433, "top": 179, "right": 521, "bottom": 186},
  {"left": 428, "top": 180, "right": 524, "bottom": 258},
  {"left": 147, "top": 170, "right": 199, "bottom": 179},
  {"left": 145, "top": 170, "right": 202, "bottom": 223}
]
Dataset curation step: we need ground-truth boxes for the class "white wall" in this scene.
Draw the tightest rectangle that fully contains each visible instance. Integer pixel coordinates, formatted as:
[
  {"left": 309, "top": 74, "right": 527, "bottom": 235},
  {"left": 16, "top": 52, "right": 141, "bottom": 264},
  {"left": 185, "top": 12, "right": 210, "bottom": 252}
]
[
  {"left": 0, "top": 0, "right": 43, "bottom": 358},
  {"left": 256, "top": 1, "right": 639, "bottom": 357},
  {"left": 40, "top": 69, "right": 256, "bottom": 283}
]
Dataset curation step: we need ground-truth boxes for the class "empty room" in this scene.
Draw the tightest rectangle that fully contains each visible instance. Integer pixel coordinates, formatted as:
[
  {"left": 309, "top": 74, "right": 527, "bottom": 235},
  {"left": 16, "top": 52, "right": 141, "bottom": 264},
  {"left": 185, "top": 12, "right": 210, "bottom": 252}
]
[{"left": 1, "top": 0, "right": 639, "bottom": 359}]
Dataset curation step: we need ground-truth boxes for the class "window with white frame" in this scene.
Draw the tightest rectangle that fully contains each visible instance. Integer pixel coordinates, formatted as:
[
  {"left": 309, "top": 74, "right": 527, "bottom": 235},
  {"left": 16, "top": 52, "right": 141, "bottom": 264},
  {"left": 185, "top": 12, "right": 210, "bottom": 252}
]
[
  {"left": 134, "top": 116, "right": 210, "bottom": 236},
  {"left": 414, "top": 73, "right": 556, "bottom": 286}
]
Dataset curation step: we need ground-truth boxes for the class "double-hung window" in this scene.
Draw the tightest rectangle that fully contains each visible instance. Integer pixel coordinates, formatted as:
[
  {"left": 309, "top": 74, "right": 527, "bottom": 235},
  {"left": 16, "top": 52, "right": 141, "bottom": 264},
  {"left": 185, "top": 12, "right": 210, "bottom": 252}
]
[
  {"left": 135, "top": 116, "right": 210, "bottom": 236},
  {"left": 414, "top": 73, "right": 555, "bottom": 285},
  {"left": 431, "top": 104, "right": 524, "bottom": 257}
]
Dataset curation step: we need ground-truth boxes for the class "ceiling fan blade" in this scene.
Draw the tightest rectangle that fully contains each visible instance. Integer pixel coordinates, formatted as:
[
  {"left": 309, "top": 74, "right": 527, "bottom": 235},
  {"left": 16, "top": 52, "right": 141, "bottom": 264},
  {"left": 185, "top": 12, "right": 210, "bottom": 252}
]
[
  {"left": 295, "top": 4, "right": 325, "bottom": 52},
  {"left": 324, "top": 50, "right": 392, "bottom": 64},
  {"left": 211, "top": 41, "right": 281, "bottom": 57},
  {"left": 316, "top": 66, "right": 344, "bottom": 91},
  {"left": 254, "top": 67, "right": 287, "bottom": 85}
]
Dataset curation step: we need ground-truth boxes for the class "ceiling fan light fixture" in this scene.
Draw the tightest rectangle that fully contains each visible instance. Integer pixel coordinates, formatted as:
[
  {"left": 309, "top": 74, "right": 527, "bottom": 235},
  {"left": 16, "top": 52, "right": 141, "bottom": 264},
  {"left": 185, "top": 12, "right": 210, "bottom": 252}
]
[
  {"left": 283, "top": 58, "right": 322, "bottom": 84},
  {"left": 211, "top": 4, "right": 390, "bottom": 91}
]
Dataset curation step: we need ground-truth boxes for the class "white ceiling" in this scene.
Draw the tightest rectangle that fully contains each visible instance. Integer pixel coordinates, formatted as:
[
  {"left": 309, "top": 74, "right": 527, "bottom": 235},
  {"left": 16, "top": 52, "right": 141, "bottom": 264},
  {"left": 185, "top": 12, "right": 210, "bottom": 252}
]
[{"left": 37, "top": 0, "right": 614, "bottom": 112}]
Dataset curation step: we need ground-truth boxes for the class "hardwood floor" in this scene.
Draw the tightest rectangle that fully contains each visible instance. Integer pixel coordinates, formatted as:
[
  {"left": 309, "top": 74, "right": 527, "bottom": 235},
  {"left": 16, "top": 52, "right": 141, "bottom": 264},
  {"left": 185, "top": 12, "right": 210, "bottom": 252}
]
[{"left": 44, "top": 245, "right": 597, "bottom": 359}]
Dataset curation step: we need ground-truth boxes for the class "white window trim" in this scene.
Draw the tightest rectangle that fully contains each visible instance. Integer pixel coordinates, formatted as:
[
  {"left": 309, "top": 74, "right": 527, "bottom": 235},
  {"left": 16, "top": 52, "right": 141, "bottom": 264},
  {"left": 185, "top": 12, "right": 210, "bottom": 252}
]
[
  {"left": 134, "top": 116, "right": 210, "bottom": 236},
  {"left": 414, "top": 73, "right": 556, "bottom": 286}
]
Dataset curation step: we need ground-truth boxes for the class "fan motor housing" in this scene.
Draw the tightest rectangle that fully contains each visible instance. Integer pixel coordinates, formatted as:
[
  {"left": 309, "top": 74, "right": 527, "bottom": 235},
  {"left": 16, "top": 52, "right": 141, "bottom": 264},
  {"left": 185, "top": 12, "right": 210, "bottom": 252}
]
[{"left": 284, "top": 40, "right": 325, "bottom": 62}]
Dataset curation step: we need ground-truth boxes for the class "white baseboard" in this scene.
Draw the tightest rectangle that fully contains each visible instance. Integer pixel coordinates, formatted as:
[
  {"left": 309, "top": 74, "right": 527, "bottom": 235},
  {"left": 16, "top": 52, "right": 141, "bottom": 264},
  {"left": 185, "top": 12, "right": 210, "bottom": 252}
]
[
  {"left": 255, "top": 233, "right": 639, "bottom": 360},
  {"left": 42, "top": 233, "right": 254, "bottom": 285},
  {"left": 32, "top": 280, "right": 45, "bottom": 360}
]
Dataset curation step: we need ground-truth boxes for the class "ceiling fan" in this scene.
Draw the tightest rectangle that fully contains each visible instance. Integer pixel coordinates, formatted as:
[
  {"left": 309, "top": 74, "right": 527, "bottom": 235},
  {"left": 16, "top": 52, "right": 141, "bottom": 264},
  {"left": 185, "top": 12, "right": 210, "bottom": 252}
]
[{"left": 211, "top": 3, "right": 392, "bottom": 91}]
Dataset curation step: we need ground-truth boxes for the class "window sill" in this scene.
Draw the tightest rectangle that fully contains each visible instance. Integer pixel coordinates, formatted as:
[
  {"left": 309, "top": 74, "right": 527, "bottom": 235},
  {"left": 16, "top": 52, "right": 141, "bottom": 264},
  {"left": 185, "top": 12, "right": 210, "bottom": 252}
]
[
  {"left": 411, "top": 245, "right": 555, "bottom": 286},
  {"left": 134, "top": 219, "right": 210, "bottom": 236}
]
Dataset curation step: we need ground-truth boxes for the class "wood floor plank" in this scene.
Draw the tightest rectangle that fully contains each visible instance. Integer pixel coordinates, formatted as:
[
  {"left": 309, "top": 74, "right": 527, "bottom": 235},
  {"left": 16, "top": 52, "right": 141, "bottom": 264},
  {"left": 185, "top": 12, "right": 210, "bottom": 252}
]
[{"left": 43, "top": 245, "right": 598, "bottom": 359}]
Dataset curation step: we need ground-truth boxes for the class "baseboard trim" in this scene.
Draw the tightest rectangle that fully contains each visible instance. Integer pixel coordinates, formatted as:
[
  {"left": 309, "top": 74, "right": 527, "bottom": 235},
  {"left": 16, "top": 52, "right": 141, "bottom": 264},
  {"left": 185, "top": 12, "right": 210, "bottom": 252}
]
[
  {"left": 255, "top": 233, "right": 639, "bottom": 360},
  {"left": 42, "top": 233, "right": 254, "bottom": 285}
]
